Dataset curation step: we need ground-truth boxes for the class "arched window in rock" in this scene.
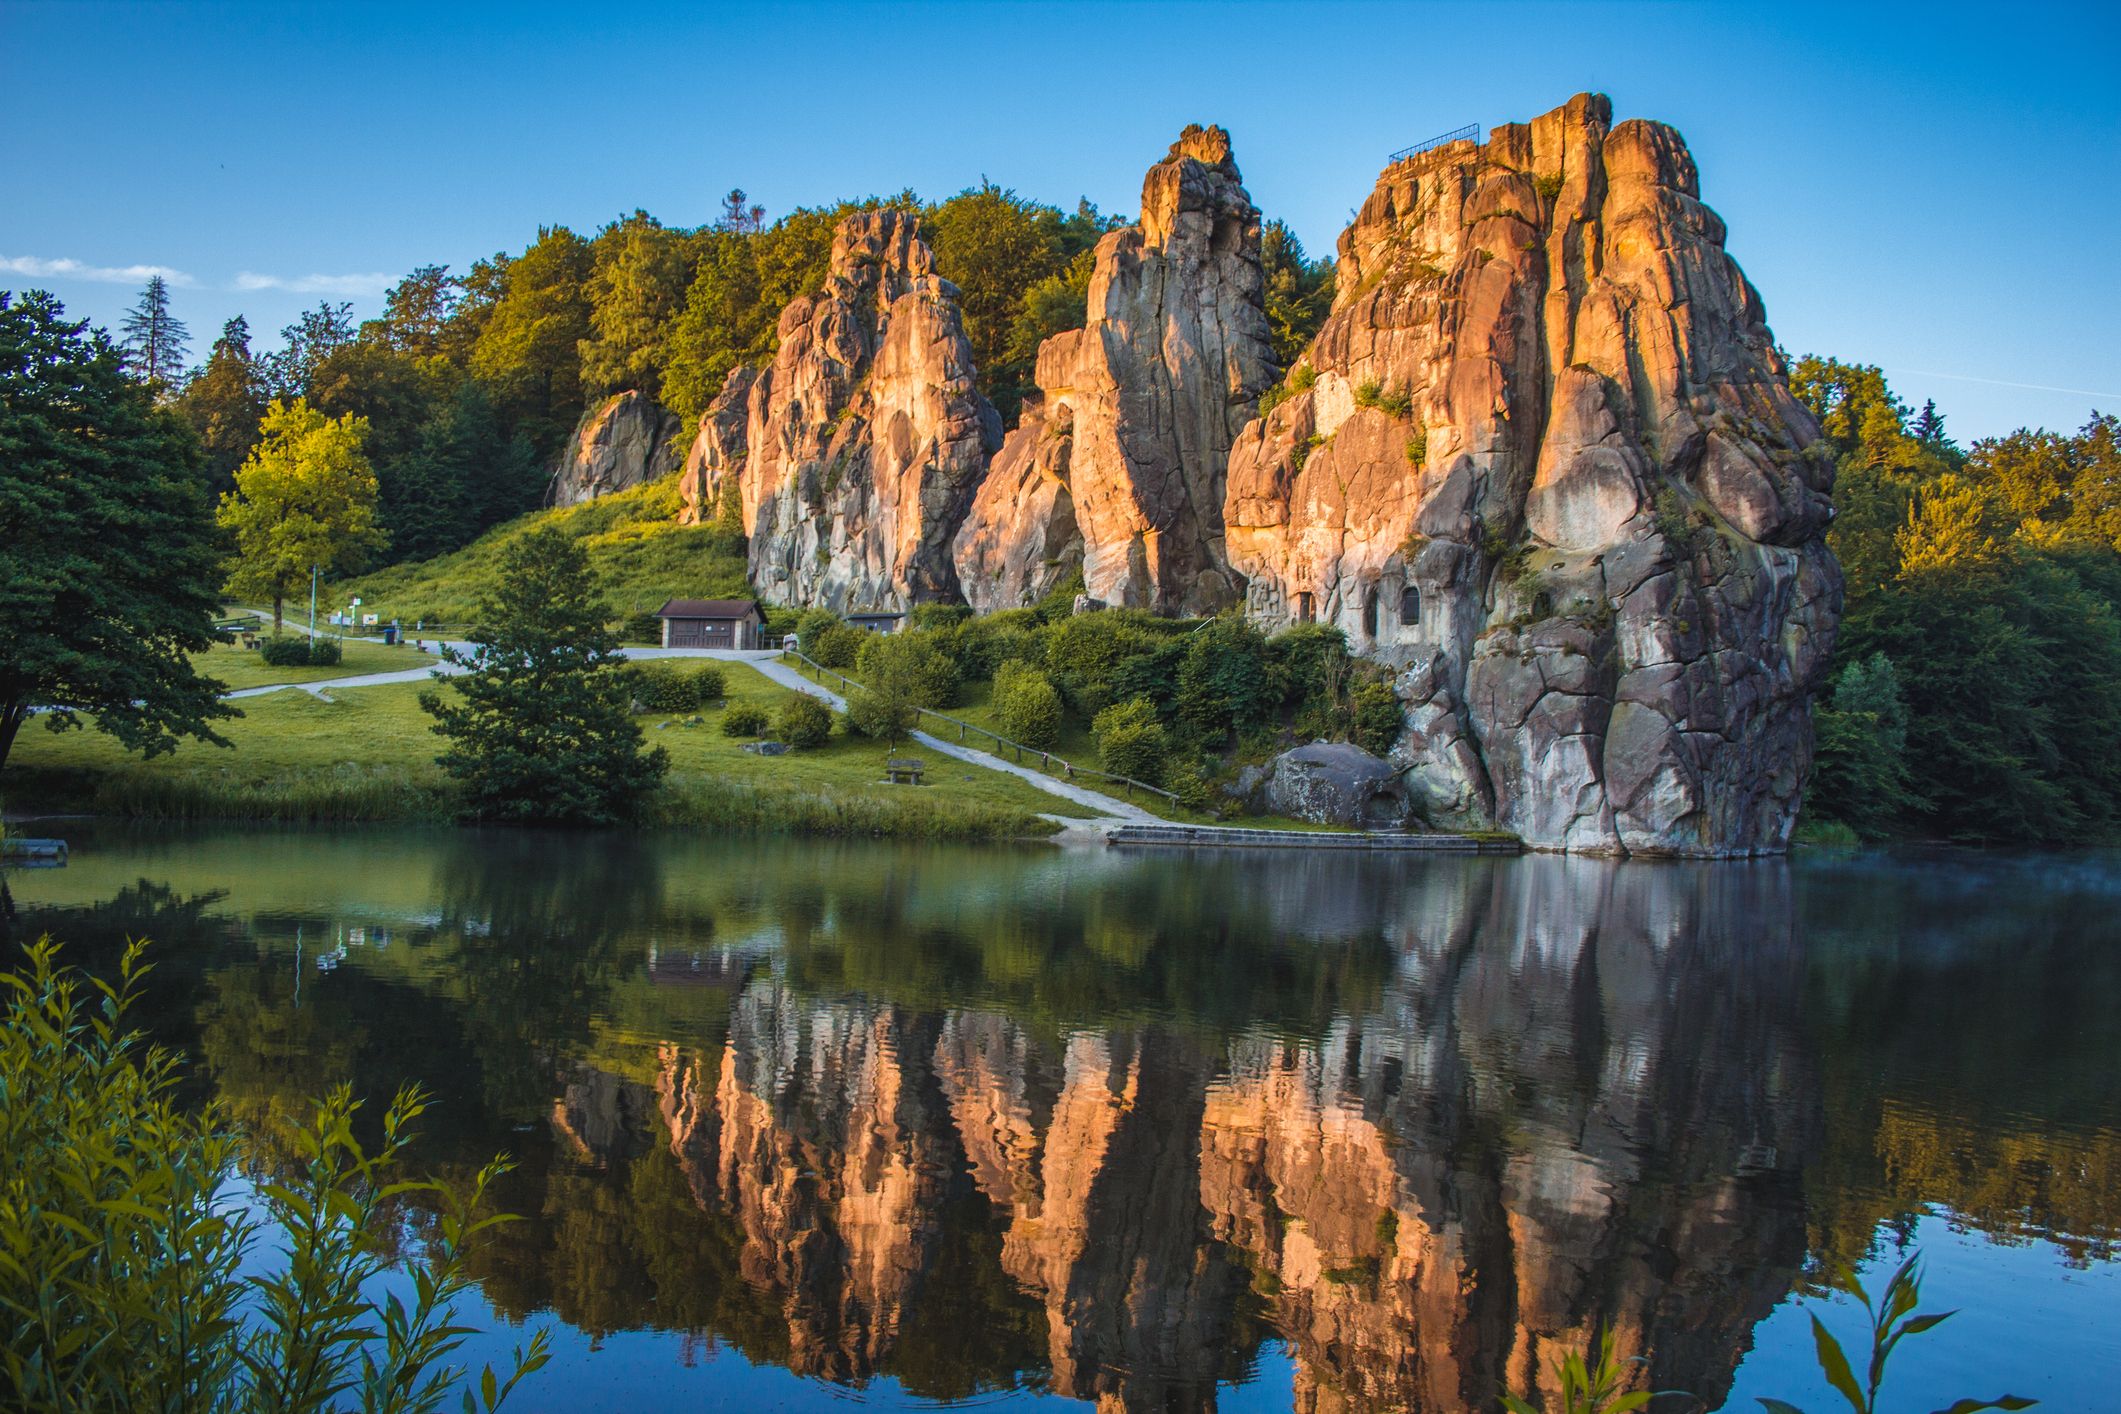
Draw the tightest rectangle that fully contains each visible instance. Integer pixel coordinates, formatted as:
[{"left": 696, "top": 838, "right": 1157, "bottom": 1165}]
[
  {"left": 1295, "top": 591, "right": 1315, "bottom": 623},
  {"left": 1399, "top": 584, "right": 1421, "bottom": 627},
  {"left": 1362, "top": 587, "right": 1379, "bottom": 639}
]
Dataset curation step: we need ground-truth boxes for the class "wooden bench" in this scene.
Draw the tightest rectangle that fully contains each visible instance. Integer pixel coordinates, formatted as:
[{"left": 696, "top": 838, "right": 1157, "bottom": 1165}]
[{"left": 884, "top": 757, "right": 926, "bottom": 785}]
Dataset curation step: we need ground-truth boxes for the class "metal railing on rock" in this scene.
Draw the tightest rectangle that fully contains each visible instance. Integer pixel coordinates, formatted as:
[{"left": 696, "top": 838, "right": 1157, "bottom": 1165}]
[
  {"left": 779, "top": 647, "right": 1183, "bottom": 806},
  {"left": 1389, "top": 124, "right": 1481, "bottom": 164}
]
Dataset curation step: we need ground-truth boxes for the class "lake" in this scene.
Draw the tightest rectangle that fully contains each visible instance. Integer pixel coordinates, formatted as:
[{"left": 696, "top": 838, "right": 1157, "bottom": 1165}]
[{"left": 6, "top": 828, "right": 2117, "bottom": 1412}]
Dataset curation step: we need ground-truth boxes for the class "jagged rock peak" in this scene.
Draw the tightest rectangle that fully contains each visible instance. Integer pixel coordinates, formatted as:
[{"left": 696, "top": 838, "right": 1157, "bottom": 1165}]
[
  {"left": 740, "top": 209, "right": 1001, "bottom": 612},
  {"left": 1224, "top": 93, "right": 1842, "bottom": 857},
  {"left": 546, "top": 390, "right": 680, "bottom": 508},
  {"left": 952, "top": 125, "right": 1274, "bottom": 615},
  {"left": 676, "top": 364, "right": 755, "bottom": 525}
]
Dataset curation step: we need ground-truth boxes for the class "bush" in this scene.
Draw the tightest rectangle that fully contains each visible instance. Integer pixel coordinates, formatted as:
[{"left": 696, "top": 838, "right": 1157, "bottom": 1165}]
[
  {"left": 622, "top": 610, "right": 663, "bottom": 644},
  {"left": 843, "top": 687, "right": 917, "bottom": 743},
  {"left": 857, "top": 631, "right": 960, "bottom": 708},
  {"left": 722, "top": 703, "right": 769, "bottom": 737},
  {"left": 1351, "top": 678, "right": 1404, "bottom": 756},
  {"left": 1092, "top": 697, "right": 1167, "bottom": 785},
  {"left": 810, "top": 622, "right": 865, "bottom": 669},
  {"left": 1175, "top": 616, "right": 1275, "bottom": 740},
  {"left": 993, "top": 661, "right": 1063, "bottom": 748},
  {"left": 793, "top": 607, "right": 841, "bottom": 654},
  {"left": 776, "top": 692, "right": 834, "bottom": 749},
  {"left": 259, "top": 636, "right": 343, "bottom": 668},
  {"left": 1, "top": 938, "right": 548, "bottom": 1413},
  {"left": 622, "top": 661, "right": 718, "bottom": 712}
]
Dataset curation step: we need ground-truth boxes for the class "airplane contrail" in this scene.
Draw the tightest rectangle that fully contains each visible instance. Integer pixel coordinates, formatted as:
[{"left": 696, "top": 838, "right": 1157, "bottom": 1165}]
[{"left": 1888, "top": 368, "right": 2120, "bottom": 401}]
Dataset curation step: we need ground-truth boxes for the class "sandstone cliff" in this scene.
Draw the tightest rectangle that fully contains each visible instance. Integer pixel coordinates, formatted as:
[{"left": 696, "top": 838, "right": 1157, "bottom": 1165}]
[
  {"left": 1223, "top": 94, "right": 1841, "bottom": 856},
  {"left": 675, "top": 365, "right": 756, "bottom": 525},
  {"left": 954, "top": 125, "right": 1276, "bottom": 614},
  {"left": 546, "top": 390, "right": 681, "bottom": 507},
  {"left": 735, "top": 211, "right": 1002, "bottom": 611}
]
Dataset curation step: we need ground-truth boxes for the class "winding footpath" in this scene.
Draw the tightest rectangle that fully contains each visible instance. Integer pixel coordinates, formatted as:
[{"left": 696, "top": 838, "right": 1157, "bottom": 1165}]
[{"left": 223, "top": 641, "right": 1150, "bottom": 824}]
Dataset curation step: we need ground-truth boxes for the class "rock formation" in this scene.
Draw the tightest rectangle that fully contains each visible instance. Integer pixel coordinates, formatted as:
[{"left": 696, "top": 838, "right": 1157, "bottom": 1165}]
[
  {"left": 546, "top": 390, "right": 681, "bottom": 507},
  {"left": 1223, "top": 94, "right": 1842, "bottom": 856},
  {"left": 734, "top": 210, "right": 1002, "bottom": 612},
  {"left": 953, "top": 125, "right": 1276, "bottom": 614},
  {"left": 1243, "top": 740, "right": 1410, "bottom": 828},
  {"left": 675, "top": 365, "right": 756, "bottom": 525}
]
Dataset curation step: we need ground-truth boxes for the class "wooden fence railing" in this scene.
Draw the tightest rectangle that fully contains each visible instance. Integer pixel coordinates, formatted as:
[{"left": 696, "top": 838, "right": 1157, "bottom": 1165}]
[{"left": 779, "top": 647, "right": 1183, "bottom": 805}]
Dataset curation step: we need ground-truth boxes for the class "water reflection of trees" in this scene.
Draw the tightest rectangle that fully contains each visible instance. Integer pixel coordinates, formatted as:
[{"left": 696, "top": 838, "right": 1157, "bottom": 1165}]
[{"left": 13, "top": 835, "right": 2121, "bottom": 1409}]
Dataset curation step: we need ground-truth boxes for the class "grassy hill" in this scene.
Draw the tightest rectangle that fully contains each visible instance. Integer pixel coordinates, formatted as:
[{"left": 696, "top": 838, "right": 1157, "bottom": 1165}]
[{"left": 330, "top": 476, "right": 752, "bottom": 631}]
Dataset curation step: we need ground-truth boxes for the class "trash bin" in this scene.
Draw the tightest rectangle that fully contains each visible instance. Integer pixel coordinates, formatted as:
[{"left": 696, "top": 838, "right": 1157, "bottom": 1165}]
[{"left": 383, "top": 623, "right": 400, "bottom": 646}]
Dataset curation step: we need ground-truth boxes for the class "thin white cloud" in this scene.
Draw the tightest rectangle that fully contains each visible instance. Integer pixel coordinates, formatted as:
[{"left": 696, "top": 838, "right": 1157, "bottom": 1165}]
[
  {"left": 232, "top": 270, "right": 394, "bottom": 297},
  {"left": 0, "top": 253, "right": 196, "bottom": 286}
]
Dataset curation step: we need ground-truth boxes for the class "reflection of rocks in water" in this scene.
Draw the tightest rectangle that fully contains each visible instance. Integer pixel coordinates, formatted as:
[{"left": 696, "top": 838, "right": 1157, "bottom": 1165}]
[
  {"left": 1200, "top": 859, "right": 1815, "bottom": 1412},
  {"left": 550, "top": 1063, "right": 654, "bottom": 1165},
  {"left": 610, "top": 858, "right": 1813, "bottom": 1410}
]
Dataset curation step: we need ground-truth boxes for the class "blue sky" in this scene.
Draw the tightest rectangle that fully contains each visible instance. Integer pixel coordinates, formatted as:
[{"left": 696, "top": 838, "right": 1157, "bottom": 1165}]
[{"left": 3, "top": 0, "right": 2115, "bottom": 439}]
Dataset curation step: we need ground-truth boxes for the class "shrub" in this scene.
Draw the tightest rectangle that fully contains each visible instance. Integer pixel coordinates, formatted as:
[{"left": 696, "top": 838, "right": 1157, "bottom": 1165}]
[
  {"left": 1353, "top": 379, "right": 1413, "bottom": 418},
  {"left": 793, "top": 607, "right": 841, "bottom": 653},
  {"left": 0, "top": 938, "right": 549, "bottom": 1413},
  {"left": 1176, "top": 616, "right": 1276, "bottom": 740},
  {"left": 809, "top": 622, "right": 865, "bottom": 669},
  {"left": 1405, "top": 423, "right": 1428, "bottom": 468},
  {"left": 722, "top": 703, "right": 769, "bottom": 737},
  {"left": 690, "top": 663, "right": 727, "bottom": 702},
  {"left": 1092, "top": 697, "right": 1167, "bottom": 785},
  {"left": 993, "top": 662, "right": 1063, "bottom": 748},
  {"left": 622, "top": 610, "right": 663, "bottom": 644},
  {"left": 856, "top": 631, "right": 960, "bottom": 708},
  {"left": 1351, "top": 678, "right": 1404, "bottom": 756},
  {"left": 776, "top": 692, "right": 834, "bottom": 749},
  {"left": 623, "top": 661, "right": 707, "bottom": 712},
  {"left": 306, "top": 636, "right": 342, "bottom": 667},
  {"left": 909, "top": 603, "right": 971, "bottom": 632},
  {"left": 843, "top": 687, "right": 917, "bottom": 743},
  {"left": 259, "top": 636, "right": 312, "bottom": 667}
]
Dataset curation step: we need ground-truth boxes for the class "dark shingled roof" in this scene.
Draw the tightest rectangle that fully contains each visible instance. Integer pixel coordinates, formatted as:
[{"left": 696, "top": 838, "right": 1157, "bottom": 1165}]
[{"left": 655, "top": 598, "right": 760, "bottom": 619}]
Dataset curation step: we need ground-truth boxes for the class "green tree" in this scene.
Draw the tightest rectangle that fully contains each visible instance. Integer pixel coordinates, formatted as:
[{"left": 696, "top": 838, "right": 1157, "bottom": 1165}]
[
  {"left": 260, "top": 301, "right": 356, "bottom": 401},
  {"left": 118, "top": 273, "right": 191, "bottom": 394},
  {"left": 470, "top": 226, "right": 594, "bottom": 456},
  {"left": 928, "top": 183, "right": 1068, "bottom": 421},
  {"left": 217, "top": 398, "right": 385, "bottom": 631},
  {"left": 1806, "top": 653, "right": 1919, "bottom": 838},
  {"left": 579, "top": 212, "right": 691, "bottom": 399},
  {"left": 1260, "top": 221, "right": 1334, "bottom": 367},
  {"left": 1970, "top": 414, "right": 2121, "bottom": 551},
  {"left": 1091, "top": 697, "right": 1167, "bottom": 784},
  {"left": 176, "top": 315, "right": 267, "bottom": 493},
  {"left": 421, "top": 528, "right": 668, "bottom": 823},
  {"left": 992, "top": 661, "right": 1062, "bottom": 748},
  {"left": 0, "top": 290, "right": 233, "bottom": 770},
  {"left": 376, "top": 263, "right": 461, "bottom": 358}
]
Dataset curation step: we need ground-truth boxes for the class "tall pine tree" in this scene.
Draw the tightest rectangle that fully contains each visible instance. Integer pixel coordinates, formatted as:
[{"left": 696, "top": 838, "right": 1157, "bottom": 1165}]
[
  {"left": 118, "top": 274, "right": 190, "bottom": 394},
  {"left": 420, "top": 528, "right": 667, "bottom": 823}
]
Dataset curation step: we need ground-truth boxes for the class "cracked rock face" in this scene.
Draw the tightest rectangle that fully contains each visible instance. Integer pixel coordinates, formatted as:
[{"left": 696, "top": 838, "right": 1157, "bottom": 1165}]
[
  {"left": 1224, "top": 93, "right": 1842, "bottom": 857},
  {"left": 953, "top": 125, "right": 1276, "bottom": 615},
  {"left": 546, "top": 390, "right": 681, "bottom": 507},
  {"left": 738, "top": 211, "right": 1002, "bottom": 612},
  {"left": 675, "top": 365, "right": 757, "bottom": 525}
]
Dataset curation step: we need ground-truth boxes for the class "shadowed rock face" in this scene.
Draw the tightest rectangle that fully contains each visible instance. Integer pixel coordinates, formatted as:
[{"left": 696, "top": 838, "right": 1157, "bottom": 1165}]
[
  {"left": 737, "top": 211, "right": 1003, "bottom": 612},
  {"left": 954, "top": 125, "right": 1276, "bottom": 615},
  {"left": 1224, "top": 94, "right": 1842, "bottom": 857},
  {"left": 547, "top": 390, "right": 681, "bottom": 507}
]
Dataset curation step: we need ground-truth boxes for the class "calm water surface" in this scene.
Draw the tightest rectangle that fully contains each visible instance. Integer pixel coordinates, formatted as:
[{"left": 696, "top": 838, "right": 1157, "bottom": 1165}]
[{"left": 6, "top": 828, "right": 2117, "bottom": 1412}]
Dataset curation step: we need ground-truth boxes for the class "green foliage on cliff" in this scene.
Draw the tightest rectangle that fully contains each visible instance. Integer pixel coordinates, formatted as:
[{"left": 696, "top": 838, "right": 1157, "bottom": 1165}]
[{"left": 1793, "top": 357, "right": 2121, "bottom": 843}]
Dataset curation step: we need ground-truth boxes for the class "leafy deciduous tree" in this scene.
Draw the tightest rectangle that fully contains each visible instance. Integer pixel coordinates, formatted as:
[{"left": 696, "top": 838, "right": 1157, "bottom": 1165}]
[
  {"left": 0, "top": 290, "right": 233, "bottom": 770},
  {"left": 217, "top": 398, "right": 385, "bottom": 631}
]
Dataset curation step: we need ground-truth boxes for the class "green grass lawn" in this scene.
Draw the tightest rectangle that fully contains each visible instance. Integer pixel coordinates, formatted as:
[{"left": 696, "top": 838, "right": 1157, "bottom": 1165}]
[
  {"left": 327, "top": 475, "right": 749, "bottom": 630},
  {"left": 5, "top": 663, "right": 1092, "bottom": 835},
  {"left": 196, "top": 637, "right": 440, "bottom": 691}
]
